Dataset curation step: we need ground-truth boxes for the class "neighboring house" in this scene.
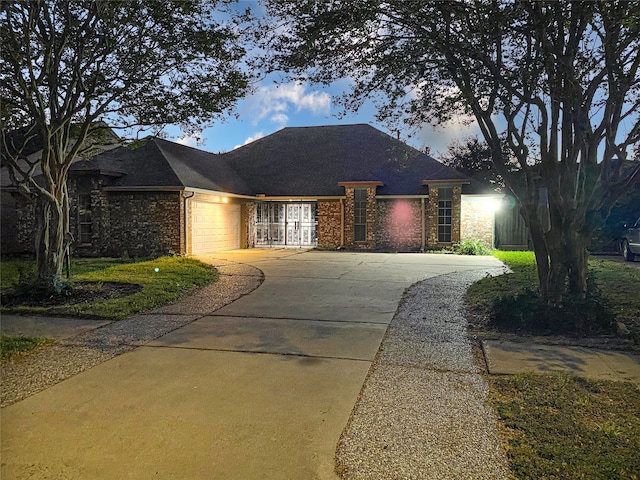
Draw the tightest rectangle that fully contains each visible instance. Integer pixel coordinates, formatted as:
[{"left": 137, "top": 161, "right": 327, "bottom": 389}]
[{"left": 4, "top": 124, "right": 500, "bottom": 257}]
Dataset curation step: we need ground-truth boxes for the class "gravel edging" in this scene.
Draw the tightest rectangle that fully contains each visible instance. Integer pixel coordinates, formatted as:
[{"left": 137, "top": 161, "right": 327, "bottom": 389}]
[
  {"left": 1, "top": 263, "right": 263, "bottom": 408},
  {"left": 336, "top": 268, "right": 512, "bottom": 480}
]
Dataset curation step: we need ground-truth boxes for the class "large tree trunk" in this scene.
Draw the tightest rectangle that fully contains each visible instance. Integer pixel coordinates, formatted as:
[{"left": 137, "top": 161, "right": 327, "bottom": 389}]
[
  {"left": 545, "top": 226, "right": 589, "bottom": 302},
  {"left": 34, "top": 191, "right": 69, "bottom": 294},
  {"left": 526, "top": 201, "right": 590, "bottom": 306}
]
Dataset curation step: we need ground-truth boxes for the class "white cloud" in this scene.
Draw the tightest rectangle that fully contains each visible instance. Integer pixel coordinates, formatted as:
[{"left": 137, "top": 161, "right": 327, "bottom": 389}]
[
  {"left": 270, "top": 113, "right": 289, "bottom": 125},
  {"left": 416, "top": 119, "right": 480, "bottom": 157},
  {"left": 233, "top": 131, "right": 264, "bottom": 150},
  {"left": 243, "top": 82, "right": 331, "bottom": 126},
  {"left": 177, "top": 133, "right": 201, "bottom": 148}
]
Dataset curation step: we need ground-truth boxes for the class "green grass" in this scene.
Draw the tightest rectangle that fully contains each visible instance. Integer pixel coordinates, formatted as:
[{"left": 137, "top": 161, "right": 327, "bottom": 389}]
[
  {"left": 465, "top": 251, "right": 640, "bottom": 336},
  {"left": 490, "top": 373, "right": 640, "bottom": 480},
  {"left": 1, "top": 256, "right": 218, "bottom": 319},
  {"left": 0, "top": 334, "right": 54, "bottom": 359},
  {"left": 1, "top": 257, "right": 138, "bottom": 289}
]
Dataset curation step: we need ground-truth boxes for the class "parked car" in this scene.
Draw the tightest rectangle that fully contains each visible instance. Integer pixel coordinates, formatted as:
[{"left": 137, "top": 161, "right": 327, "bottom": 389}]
[{"left": 621, "top": 217, "right": 640, "bottom": 261}]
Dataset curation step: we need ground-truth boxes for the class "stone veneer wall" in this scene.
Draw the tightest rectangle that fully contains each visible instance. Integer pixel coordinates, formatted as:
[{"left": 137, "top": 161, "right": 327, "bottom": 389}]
[
  {"left": 376, "top": 199, "right": 423, "bottom": 251},
  {"left": 460, "top": 196, "right": 495, "bottom": 248},
  {"left": 317, "top": 200, "right": 342, "bottom": 248},
  {"left": 102, "top": 191, "right": 182, "bottom": 257},
  {"left": 343, "top": 186, "right": 377, "bottom": 249}
]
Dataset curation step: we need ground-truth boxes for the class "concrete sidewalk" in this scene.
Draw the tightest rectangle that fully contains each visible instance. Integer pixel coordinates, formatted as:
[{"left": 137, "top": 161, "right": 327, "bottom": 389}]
[
  {"left": 1, "top": 315, "right": 112, "bottom": 340},
  {"left": 483, "top": 340, "right": 640, "bottom": 384}
]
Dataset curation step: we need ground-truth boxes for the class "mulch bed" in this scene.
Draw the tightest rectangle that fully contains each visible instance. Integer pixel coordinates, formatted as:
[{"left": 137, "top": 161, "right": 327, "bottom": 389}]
[{"left": 1, "top": 282, "right": 142, "bottom": 307}]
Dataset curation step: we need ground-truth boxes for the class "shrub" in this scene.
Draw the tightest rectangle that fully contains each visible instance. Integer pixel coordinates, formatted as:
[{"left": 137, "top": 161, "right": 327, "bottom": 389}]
[
  {"left": 489, "top": 279, "right": 615, "bottom": 336},
  {"left": 455, "top": 239, "right": 491, "bottom": 255}
]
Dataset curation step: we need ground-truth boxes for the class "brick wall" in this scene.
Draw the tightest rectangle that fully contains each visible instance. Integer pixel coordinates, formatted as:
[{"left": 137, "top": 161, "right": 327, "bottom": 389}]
[
  {"left": 242, "top": 202, "right": 257, "bottom": 249},
  {"left": 452, "top": 185, "right": 462, "bottom": 245},
  {"left": 425, "top": 188, "right": 439, "bottom": 248},
  {"left": 376, "top": 199, "right": 423, "bottom": 251},
  {"left": 102, "top": 191, "right": 182, "bottom": 257},
  {"left": 317, "top": 200, "right": 342, "bottom": 247},
  {"left": 461, "top": 196, "right": 495, "bottom": 248},
  {"left": 12, "top": 197, "right": 36, "bottom": 253},
  {"left": 343, "top": 186, "right": 377, "bottom": 249},
  {"left": 424, "top": 185, "right": 462, "bottom": 249},
  {"left": 1, "top": 191, "right": 26, "bottom": 254},
  {"left": 68, "top": 176, "right": 107, "bottom": 256}
]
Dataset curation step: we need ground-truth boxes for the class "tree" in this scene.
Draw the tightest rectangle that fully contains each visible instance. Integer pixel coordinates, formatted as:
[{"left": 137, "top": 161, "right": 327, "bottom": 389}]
[
  {"left": 1, "top": 0, "right": 251, "bottom": 293},
  {"left": 262, "top": 0, "right": 640, "bottom": 306},
  {"left": 439, "top": 136, "right": 505, "bottom": 191}
]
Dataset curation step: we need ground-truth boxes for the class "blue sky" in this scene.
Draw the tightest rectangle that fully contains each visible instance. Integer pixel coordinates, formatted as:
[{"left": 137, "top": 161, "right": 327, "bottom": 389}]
[
  {"left": 169, "top": 77, "right": 481, "bottom": 157},
  {"left": 163, "top": 1, "right": 481, "bottom": 158}
]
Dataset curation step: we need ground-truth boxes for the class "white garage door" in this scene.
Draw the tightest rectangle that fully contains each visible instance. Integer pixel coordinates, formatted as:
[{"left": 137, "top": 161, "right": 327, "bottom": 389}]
[{"left": 191, "top": 201, "right": 241, "bottom": 254}]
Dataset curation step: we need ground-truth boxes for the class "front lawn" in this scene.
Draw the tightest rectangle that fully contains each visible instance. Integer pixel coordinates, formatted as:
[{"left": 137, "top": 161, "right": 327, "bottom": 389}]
[
  {"left": 466, "top": 251, "right": 640, "bottom": 340},
  {"left": 467, "top": 252, "right": 640, "bottom": 479},
  {"left": 490, "top": 373, "right": 640, "bottom": 480},
  {"left": 0, "top": 256, "right": 217, "bottom": 319}
]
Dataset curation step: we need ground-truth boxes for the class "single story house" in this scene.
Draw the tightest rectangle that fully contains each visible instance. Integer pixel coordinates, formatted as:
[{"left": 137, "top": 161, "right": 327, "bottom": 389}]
[{"left": 6, "top": 124, "right": 499, "bottom": 257}]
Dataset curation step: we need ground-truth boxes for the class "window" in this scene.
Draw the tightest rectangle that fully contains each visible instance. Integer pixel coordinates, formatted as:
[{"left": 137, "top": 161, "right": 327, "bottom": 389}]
[
  {"left": 78, "top": 193, "right": 92, "bottom": 245},
  {"left": 437, "top": 187, "right": 453, "bottom": 243},
  {"left": 354, "top": 188, "right": 367, "bottom": 242}
]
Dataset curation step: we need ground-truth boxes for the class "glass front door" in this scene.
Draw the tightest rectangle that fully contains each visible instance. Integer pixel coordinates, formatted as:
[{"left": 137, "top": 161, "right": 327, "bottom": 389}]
[{"left": 255, "top": 202, "right": 317, "bottom": 247}]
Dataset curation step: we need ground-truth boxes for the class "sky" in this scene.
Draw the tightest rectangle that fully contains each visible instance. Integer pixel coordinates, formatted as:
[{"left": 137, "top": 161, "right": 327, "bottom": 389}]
[
  {"left": 163, "top": 1, "right": 482, "bottom": 159},
  {"left": 168, "top": 79, "right": 481, "bottom": 158}
]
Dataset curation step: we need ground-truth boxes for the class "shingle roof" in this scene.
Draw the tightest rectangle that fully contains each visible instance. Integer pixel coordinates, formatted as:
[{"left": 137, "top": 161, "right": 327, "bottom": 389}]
[
  {"left": 219, "top": 124, "right": 471, "bottom": 196},
  {"left": 70, "top": 125, "right": 483, "bottom": 197},
  {"left": 71, "top": 138, "right": 252, "bottom": 195}
]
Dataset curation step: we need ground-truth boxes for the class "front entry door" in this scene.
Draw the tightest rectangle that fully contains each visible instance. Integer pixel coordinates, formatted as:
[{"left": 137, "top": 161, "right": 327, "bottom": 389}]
[{"left": 255, "top": 202, "right": 317, "bottom": 247}]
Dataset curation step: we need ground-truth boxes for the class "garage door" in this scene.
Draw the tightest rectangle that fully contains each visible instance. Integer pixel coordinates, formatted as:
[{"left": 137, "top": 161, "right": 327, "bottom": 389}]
[{"left": 191, "top": 201, "right": 241, "bottom": 254}]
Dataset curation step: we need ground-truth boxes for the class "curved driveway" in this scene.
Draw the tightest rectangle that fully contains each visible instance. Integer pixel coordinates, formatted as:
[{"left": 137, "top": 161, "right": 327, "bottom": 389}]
[{"left": 2, "top": 250, "right": 504, "bottom": 480}]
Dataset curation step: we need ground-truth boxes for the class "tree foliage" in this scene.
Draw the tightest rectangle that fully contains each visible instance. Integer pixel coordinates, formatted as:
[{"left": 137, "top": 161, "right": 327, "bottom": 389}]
[
  {"left": 1, "top": 0, "right": 251, "bottom": 292},
  {"left": 262, "top": 0, "right": 640, "bottom": 305},
  {"left": 439, "top": 136, "right": 505, "bottom": 190}
]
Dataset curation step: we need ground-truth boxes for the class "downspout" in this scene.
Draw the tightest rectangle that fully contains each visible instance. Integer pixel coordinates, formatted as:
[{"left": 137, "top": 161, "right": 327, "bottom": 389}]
[
  {"left": 182, "top": 191, "right": 195, "bottom": 255},
  {"left": 339, "top": 198, "right": 345, "bottom": 249},
  {"left": 421, "top": 197, "right": 426, "bottom": 252}
]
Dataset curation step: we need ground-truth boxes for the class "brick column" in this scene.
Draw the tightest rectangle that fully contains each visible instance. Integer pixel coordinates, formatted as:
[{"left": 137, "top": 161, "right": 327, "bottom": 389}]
[
  {"left": 339, "top": 181, "right": 382, "bottom": 250},
  {"left": 452, "top": 185, "right": 462, "bottom": 245},
  {"left": 425, "top": 187, "right": 439, "bottom": 248}
]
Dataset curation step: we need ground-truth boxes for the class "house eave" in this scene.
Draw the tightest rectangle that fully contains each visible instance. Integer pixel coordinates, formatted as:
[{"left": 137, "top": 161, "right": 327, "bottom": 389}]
[
  {"left": 255, "top": 195, "right": 344, "bottom": 201},
  {"left": 101, "top": 186, "right": 257, "bottom": 200},
  {"left": 421, "top": 179, "right": 470, "bottom": 185},
  {"left": 376, "top": 194, "right": 429, "bottom": 199},
  {"left": 338, "top": 181, "right": 384, "bottom": 187}
]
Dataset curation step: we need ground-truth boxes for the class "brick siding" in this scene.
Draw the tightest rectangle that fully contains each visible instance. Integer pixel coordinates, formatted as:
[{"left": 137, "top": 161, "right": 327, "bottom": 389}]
[
  {"left": 424, "top": 185, "right": 462, "bottom": 249},
  {"left": 317, "top": 200, "right": 342, "bottom": 247},
  {"left": 343, "top": 186, "right": 377, "bottom": 249},
  {"left": 461, "top": 196, "right": 495, "bottom": 248},
  {"left": 376, "top": 199, "right": 423, "bottom": 251},
  {"left": 101, "top": 191, "right": 182, "bottom": 257}
]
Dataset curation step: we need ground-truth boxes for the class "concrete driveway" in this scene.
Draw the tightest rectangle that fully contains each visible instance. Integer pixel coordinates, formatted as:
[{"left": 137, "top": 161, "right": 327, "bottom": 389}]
[{"left": 2, "top": 250, "right": 504, "bottom": 480}]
